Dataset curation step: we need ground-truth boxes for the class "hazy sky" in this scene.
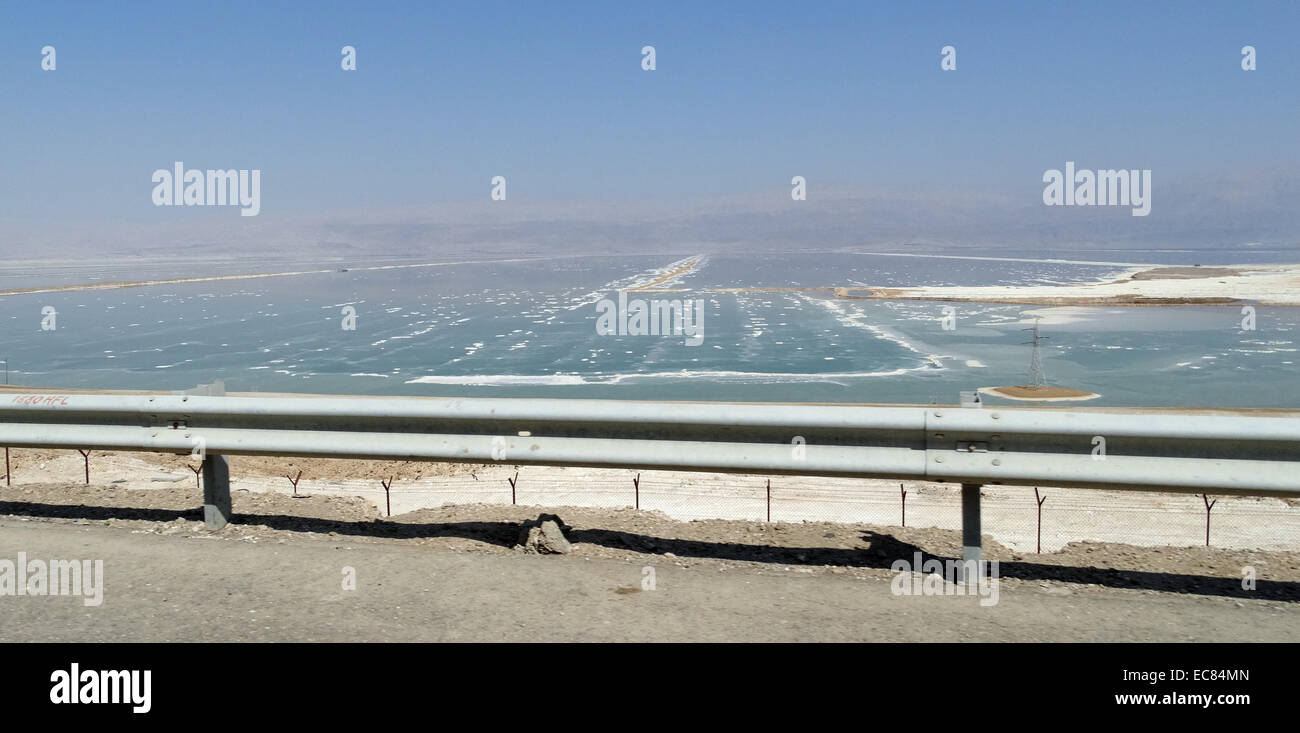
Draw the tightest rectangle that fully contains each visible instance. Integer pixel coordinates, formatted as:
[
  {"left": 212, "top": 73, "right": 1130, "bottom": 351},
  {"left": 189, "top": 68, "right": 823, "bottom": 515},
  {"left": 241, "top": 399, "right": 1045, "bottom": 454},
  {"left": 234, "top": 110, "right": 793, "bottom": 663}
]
[{"left": 2, "top": 1, "right": 1297, "bottom": 252}]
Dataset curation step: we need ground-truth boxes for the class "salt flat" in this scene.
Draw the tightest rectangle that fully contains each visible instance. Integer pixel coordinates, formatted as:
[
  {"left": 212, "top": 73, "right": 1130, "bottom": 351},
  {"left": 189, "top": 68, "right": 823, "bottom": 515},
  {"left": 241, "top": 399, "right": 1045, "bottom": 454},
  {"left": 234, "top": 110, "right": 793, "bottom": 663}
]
[{"left": 872, "top": 263, "right": 1300, "bottom": 306}]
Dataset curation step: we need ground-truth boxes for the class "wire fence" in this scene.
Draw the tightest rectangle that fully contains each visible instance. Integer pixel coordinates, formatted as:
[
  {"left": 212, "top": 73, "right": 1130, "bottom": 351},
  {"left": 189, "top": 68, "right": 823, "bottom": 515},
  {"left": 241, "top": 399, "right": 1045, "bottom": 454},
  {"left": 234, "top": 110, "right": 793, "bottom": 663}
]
[
  {"left": 3, "top": 448, "right": 1297, "bottom": 553},
  {"left": 230, "top": 465, "right": 1300, "bottom": 553}
]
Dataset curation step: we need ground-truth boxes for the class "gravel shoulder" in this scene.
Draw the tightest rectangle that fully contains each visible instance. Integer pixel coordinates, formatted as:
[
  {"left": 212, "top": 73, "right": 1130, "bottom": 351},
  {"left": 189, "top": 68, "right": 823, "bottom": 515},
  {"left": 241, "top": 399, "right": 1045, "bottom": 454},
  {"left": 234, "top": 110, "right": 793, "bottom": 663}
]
[
  {"left": 0, "top": 480, "right": 1296, "bottom": 642},
  {"left": 0, "top": 507, "right": 1294, "bottom": 642}
]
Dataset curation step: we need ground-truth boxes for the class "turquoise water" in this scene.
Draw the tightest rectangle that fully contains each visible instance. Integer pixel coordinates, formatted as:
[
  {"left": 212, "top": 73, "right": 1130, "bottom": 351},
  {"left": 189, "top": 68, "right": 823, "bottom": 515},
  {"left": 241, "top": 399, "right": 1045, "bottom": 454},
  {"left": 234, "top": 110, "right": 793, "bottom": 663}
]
[{"left": 2, "top": 252, "right": 1297, "bottom": 408}]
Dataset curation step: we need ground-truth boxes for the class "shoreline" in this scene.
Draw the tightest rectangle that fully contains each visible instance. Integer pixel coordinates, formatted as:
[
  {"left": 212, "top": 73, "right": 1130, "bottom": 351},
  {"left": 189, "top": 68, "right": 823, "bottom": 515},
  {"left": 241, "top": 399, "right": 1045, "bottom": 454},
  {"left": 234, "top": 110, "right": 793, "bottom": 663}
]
[
  {"left": 3, "top": 383, "right": 1299, "bottom": 414},
  {"left": 0, "top": 255, "right": 585, "bottom": 298},
  {"left": 4, "top": 256, "right": 1298, "bottom": 306}
]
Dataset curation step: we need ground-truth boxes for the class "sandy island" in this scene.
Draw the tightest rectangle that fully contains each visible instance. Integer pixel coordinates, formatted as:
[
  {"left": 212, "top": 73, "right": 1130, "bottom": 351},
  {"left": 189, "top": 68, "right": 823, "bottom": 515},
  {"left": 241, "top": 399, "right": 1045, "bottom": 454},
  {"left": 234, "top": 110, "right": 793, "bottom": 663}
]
[{"left": 979, "top": 385, "right": 1100, "bottom": 402}]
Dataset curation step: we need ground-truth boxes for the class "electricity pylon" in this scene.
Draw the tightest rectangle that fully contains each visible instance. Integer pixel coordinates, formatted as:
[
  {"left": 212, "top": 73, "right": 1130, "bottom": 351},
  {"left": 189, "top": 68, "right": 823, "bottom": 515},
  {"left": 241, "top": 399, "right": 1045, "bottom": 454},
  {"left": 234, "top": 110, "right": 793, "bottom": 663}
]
[{"left": 1022, "top": 318, "right": 1048, "bottom": 388}]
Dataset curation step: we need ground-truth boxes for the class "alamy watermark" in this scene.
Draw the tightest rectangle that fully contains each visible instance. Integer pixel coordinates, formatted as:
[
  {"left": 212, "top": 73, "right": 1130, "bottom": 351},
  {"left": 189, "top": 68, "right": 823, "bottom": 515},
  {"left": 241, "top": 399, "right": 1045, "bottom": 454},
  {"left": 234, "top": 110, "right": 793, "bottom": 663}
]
[
  {"left": 890, "top": 552, "right": 999, "bottom": 606},
  {"left": 50, "top": 663, "right": 150, "bottom": 713},
  {"left": 1043, "top": 161, "right": 1150, "bottom": 216},
  {"left": 595, "top": 292, "right": 704, "bottom": 346},
  {"left": 0, "top": 552, "right": 103, "bottom": 607},
  {"left": 151, "top": 161, "right": 261, "bottom": 216}
]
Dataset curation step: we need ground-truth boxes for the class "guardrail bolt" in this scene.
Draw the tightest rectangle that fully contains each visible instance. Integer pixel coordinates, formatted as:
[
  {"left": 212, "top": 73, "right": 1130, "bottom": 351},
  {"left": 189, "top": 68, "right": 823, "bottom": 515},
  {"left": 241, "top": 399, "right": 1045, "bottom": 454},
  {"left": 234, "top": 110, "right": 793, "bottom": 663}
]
[{"left": 77, "top": 449, "right": 91, "bottom": 485}]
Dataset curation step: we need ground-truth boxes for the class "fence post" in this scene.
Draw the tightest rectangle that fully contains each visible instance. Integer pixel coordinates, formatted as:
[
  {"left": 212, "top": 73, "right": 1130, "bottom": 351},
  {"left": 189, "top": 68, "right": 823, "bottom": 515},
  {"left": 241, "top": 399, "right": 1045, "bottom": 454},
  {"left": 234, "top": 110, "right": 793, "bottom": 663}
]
[
  {"left": 202, "top": 454, "right": 232, "bottom": 529},
  {"left": 1202, "top": 494, "right": 1217, "bottom": 547},
  {"left": 1034, "top": 488, "right": 1046, "bottom": 554},
  {"left": 900, "top": 483, "right": 907, "bottom": 527}
]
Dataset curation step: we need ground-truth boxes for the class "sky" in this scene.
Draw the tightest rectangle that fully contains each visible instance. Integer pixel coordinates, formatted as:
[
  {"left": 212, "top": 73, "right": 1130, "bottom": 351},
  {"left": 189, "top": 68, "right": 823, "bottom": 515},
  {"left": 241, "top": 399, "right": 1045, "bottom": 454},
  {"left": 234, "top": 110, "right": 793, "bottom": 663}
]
[{"left": 1, "top": 1, "right": 1297, "bottom": 254}]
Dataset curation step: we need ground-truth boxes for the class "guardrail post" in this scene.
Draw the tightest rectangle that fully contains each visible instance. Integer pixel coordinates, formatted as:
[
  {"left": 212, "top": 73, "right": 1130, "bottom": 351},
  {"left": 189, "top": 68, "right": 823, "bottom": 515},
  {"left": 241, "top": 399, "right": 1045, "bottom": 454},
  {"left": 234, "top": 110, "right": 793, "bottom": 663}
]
[
  {"left": 959, "top": 483, "right": 982, "bottom": 582},
  {"left": 202, "top": 454, "right": 232, "bottom": 529}
]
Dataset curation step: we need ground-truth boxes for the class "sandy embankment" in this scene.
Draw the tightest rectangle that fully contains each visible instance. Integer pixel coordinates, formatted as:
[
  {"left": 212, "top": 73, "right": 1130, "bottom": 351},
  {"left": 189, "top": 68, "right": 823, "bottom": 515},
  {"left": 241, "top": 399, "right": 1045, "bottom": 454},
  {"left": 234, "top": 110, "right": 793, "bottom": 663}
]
[
  {"left": 625, "top": 255, "right": 702, "bottom": 291},
  {"left": 1, "top": 446, "right": 1295, "bottom": 553},
  {"left": 867, "top": 263, "right": 1300, "bottom": 306}
]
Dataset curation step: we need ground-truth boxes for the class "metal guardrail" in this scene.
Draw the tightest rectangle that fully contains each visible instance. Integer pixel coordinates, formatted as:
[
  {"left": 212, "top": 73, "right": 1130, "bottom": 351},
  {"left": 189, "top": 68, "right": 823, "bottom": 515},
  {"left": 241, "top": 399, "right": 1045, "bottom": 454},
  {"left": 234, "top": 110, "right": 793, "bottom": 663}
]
[{"left": 2, "top": 391, "right": 1299, "bottom": 570}]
